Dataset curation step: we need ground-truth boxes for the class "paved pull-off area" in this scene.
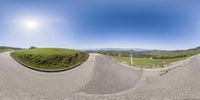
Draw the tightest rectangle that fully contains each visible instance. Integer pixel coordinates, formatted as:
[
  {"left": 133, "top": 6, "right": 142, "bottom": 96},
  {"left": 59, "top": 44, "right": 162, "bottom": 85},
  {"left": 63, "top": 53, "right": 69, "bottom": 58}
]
[
  {"left": 80, "top": 56, "right": 142, "bottom": 94},
  {"left": 0, "top": 52, "right": 200, "bottom": 100}
]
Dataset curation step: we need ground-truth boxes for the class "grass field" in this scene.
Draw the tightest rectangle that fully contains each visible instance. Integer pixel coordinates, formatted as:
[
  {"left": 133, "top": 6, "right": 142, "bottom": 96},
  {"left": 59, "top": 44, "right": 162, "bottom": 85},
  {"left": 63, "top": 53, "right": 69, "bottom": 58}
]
[
  {"left": 113, "top": 56, "right": 186, "bottom": 68},
  {"left": 11, "top": 48, "right": 89, "bottom": 71},
  {"left": 0, "top": 49, "right": 11, "bottom": 53}
]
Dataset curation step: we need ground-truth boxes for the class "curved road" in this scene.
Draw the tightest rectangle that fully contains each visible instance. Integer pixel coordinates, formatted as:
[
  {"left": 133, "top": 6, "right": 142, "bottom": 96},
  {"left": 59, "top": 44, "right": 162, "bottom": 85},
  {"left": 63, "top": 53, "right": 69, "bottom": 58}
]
[{"left": 0, "top": 52, "right": 200, "bottom": 100}]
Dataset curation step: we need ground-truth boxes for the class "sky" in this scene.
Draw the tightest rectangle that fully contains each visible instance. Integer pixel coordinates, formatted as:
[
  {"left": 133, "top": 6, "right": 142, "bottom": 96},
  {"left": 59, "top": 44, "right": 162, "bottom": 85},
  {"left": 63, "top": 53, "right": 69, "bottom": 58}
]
[{"left": 0, "top": 0, "right": 200, "bottom": 50}]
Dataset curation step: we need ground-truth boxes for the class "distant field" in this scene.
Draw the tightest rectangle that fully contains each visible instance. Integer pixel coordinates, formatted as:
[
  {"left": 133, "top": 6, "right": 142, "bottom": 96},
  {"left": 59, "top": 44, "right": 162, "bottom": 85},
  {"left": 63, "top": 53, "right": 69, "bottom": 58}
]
[
  {"left": 113, "top": 56, "right": 186, "bottom": 68},
  {"left": 96, "top": 47, "right": 200, "bottom": 68},
  {"left": 11, "top": 48, "right": 89, "bottom": 71},
  {"left": 96, "top": 47, "right": 200, "bottom": 59},
  {"left": 0, "top": 49, "right": 11, "bottom": 53}
]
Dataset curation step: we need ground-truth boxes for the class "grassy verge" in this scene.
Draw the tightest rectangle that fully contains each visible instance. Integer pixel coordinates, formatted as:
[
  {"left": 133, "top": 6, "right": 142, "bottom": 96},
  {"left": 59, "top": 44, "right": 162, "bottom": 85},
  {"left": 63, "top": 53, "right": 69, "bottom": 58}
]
[
  {"left": 113, "top": 56, "right": 186, "bottom": 68},
  {"left": 11, "top": 48, "right": 89, "bottom": 71}
]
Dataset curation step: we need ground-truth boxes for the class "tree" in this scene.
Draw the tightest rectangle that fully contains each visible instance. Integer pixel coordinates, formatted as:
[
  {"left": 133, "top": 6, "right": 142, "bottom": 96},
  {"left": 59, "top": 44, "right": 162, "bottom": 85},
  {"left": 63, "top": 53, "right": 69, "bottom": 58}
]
[{"left": 29, "top": 46, "right": 37, "bottom": 49}]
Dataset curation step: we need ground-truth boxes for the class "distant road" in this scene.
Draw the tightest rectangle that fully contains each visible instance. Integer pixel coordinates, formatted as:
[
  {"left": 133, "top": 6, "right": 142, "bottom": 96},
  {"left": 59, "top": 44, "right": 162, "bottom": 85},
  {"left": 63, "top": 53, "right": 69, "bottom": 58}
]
[{"left": 0, "top": 52, "right": 200, "bottom": 100}]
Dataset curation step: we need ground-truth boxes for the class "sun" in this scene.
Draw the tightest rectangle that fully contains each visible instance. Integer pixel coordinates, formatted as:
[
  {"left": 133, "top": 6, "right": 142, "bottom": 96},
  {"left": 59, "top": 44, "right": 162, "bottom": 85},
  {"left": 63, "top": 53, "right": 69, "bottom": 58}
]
[
  {"left": 15, "top": 16, "right": 44, "bottom": 33},
  {"left": 22, "top": 19, "right": 40, "bottom": 30}
]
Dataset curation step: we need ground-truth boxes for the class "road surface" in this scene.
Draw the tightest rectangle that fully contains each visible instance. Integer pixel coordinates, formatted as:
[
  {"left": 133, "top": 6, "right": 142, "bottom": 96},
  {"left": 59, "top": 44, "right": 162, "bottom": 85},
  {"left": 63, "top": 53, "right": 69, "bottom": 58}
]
[{"left": 0, "top": 52, "right": 200, "bottom": 100}]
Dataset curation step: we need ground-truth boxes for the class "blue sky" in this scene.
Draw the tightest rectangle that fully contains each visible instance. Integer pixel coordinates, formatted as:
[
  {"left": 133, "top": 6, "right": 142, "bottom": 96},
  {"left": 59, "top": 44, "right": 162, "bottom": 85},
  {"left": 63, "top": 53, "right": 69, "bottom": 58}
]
[{"left": 0, "top": 0, "right": 200, "bottom": 50}]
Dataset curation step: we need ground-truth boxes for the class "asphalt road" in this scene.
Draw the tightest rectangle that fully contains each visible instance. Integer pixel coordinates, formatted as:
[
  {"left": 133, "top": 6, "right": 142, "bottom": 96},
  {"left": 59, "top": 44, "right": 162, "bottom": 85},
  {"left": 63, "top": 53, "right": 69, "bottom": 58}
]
[
  {"left": 0, "top": 52, "right": 200, "bottom": 100},
  {"left": 80, "top": 55, "right": 142, "bottom": 95}
]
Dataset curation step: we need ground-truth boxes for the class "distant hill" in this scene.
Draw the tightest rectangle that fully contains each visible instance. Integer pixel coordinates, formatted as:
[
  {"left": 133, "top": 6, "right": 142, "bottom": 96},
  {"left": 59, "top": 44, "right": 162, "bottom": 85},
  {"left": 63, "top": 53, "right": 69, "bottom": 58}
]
[
  {"left": 0, "top": 46, "right": 22, "bottom": 50},
  {"left": 85, "top": 48, "right": 150, "bottom": 52}
]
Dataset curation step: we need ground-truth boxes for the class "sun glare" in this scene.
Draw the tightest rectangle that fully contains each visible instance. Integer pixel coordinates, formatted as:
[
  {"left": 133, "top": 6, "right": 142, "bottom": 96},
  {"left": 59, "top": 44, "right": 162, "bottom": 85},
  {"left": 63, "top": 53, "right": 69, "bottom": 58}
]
[{"left": 22, "top": 19, "right": 39, "bottom": 30}]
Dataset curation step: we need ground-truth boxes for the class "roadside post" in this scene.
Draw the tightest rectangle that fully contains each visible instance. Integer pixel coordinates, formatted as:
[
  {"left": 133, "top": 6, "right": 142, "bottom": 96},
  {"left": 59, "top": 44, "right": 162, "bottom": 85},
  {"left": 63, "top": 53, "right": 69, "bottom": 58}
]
[{"left": 130, "top": 54, "right": 133, "bottom": 65}]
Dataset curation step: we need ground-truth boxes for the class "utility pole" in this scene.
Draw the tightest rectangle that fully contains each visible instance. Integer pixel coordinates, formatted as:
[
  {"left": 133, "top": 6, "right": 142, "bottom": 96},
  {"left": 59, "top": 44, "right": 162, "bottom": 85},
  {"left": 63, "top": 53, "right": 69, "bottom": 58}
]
[{"left": 130, "top": 54, "right": 133, "bottom": 65}]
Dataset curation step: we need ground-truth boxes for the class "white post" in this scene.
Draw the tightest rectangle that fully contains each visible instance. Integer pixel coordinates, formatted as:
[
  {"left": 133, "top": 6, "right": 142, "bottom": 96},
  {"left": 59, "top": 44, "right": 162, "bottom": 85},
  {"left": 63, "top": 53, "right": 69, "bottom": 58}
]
[{"left": 130, "top": 54, "right": 133, "bottom": 65}]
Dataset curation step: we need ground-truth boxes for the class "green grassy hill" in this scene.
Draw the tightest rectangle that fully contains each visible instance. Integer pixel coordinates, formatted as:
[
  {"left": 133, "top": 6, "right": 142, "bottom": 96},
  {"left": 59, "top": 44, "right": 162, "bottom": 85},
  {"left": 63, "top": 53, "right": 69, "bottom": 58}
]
[{"left": 11, "top": 48, "right": 89, "bottom": 71}]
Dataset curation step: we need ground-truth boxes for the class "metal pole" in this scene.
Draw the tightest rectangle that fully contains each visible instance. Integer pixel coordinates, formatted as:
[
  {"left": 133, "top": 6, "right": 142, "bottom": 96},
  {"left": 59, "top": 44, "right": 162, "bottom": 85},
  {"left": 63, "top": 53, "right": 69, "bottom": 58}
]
[{"left": 130, "top": 54, "right": 133, "bottom": 65}]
